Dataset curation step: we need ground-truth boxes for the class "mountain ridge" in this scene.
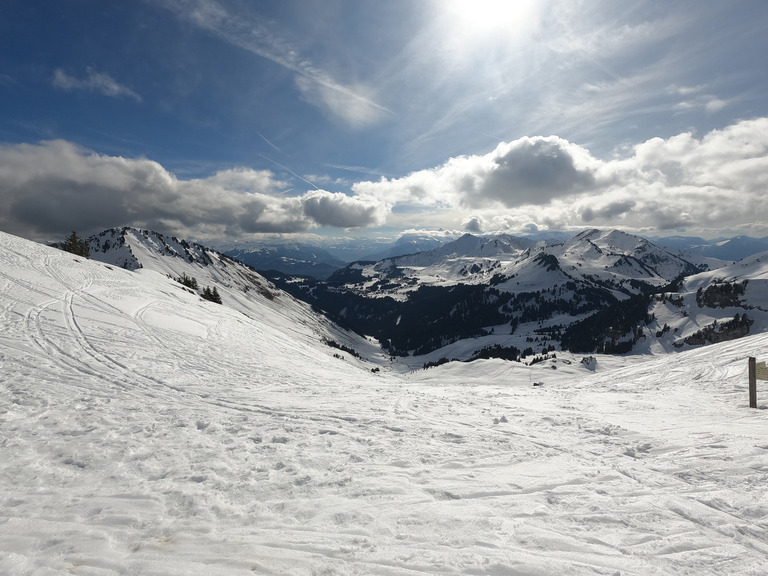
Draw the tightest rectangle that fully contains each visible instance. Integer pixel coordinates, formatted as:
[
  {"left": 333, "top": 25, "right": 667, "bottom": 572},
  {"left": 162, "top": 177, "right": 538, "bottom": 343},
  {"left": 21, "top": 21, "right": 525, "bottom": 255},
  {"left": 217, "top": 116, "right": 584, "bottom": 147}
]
[
  {"left": 218, "top": 231, "right": 768, "bottom": 281},
  {"left": 266, "top": 228, "right": 768, "bottom": 360},
  {"left": 225, "top": 243, "right": 345, "bottom": 280},
  {"left": 78, "top": 226, "right": 379, "bottom": 364}
]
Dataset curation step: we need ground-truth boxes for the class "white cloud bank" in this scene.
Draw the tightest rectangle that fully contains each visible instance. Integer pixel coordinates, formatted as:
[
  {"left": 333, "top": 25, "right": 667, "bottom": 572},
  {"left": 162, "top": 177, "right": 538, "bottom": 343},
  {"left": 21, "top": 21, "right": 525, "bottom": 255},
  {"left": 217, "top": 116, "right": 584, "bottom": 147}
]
[
  {"left": 0, "top": 140, "right": 385, "bottom": 241},
  {"left": 2, "top": 117, "right": 767, "bottom": 243},
  {"left": 352, "top": 117, "right": 768, "bottom": 237}
]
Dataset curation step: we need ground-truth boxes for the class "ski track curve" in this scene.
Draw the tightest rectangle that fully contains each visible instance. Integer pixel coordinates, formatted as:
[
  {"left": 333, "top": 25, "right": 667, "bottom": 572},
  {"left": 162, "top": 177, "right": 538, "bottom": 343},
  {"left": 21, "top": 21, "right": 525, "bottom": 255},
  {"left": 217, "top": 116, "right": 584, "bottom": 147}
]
[{"left": 19, "top": 262, "right": 163, "bottom": 397}]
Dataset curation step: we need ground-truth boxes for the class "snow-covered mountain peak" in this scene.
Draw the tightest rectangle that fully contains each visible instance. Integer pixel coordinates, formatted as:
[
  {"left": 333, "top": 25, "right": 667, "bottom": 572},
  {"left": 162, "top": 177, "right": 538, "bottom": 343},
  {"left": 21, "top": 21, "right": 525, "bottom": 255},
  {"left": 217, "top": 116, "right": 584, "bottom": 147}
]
[
  {"left": 478, "top": 233, "right": 537, "bottom": 255},
  {"left": 565, "top": 228, "right": 646, "bottom": 255},
  {"left": 432, "top": 232, "right": 485, "bottom": 257},
  {"left": 572, "top": 228, "right": 602, "bottom": 242},
  {"left": 87, "top": 227, "right": 218, "bottom": 271},
  {"left": 381, "top": 233, "right": 535, "bottom": 269},
  {"left": 557, "top": 228, "right": 703, "bottom": 283}
]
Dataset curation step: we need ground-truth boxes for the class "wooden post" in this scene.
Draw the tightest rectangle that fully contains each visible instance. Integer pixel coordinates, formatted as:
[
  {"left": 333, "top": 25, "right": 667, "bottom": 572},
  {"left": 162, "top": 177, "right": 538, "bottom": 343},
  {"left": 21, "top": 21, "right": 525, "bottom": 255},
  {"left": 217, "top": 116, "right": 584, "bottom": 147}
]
[{"left": 749, "top": 356, "right": 757, "bottom": 408}]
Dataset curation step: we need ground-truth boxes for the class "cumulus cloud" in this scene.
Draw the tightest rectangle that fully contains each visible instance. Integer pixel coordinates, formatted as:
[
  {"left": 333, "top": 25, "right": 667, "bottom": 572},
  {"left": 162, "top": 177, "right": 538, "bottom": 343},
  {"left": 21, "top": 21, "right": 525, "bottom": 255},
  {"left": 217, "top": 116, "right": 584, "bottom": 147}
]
[
  {"left": 52, "top": 68, "right": 142, "bottom": 101},
  {"left": 351, "top": 118, "right": 768, "bottom": 238},
  {"left": 302, "top": 190, "right": 388, "bottom": 229},
  {"left": 352, "top": 135, "right": 600, "bottom": 208},
  {"left": 580, "top": 200, "right": 636, "bottom": 222},
  {"left": 0, "top": 140, "right": 388, "bottom": 241},
  {"left": 4, "top": 118, "right": 768, "bottom": 244},
  {"left": 474, "top": 138, "right": 596, "bottom": 206},
  {"left": 462, "top": 215, "right": 486, "bottom": 234},
  {"left": 563, "top": 118, "right": 768, "bottom": 235}
]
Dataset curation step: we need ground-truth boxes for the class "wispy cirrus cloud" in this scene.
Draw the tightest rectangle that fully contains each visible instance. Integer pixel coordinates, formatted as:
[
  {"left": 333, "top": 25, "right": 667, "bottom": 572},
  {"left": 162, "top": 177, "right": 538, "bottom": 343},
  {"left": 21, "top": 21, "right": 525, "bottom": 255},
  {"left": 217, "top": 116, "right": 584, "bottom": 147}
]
[
  {"left": 156, "top": 0, "right": 391, "bottom": 127},
  {"left": 0, "top": 73, "right": 16, "bottom": 87},
  {"left": 52, "top": 68, "right": 142, "bottom": 101}
]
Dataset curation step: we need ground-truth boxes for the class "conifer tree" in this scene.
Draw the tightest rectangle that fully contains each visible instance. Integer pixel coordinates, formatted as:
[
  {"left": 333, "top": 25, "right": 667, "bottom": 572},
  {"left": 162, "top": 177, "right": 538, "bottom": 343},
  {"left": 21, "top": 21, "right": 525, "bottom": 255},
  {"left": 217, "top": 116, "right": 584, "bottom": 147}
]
[
  {"left": 62, "top": 231, "right": 90, "bottom": 258},
  {"left": 201, "top": 286, "right": 223, "bottom": 304},
  {"left": 177, "top": 273, "right": 198, "bottom": 290}
]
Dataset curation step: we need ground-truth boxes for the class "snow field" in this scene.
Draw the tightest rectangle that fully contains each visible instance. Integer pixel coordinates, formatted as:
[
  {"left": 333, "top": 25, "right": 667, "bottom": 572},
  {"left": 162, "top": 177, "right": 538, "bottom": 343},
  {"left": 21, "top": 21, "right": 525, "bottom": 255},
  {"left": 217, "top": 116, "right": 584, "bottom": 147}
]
[{"left": 2, "top": 231, "right": 768, "bottom": 575}]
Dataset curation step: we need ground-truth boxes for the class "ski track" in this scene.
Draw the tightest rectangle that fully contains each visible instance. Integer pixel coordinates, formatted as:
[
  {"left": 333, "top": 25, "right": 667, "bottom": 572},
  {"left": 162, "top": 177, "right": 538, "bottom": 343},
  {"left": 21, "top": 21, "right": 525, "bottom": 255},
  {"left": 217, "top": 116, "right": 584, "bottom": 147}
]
[{"left": 2, "top": 234, "right": 768, "bottom": 575}]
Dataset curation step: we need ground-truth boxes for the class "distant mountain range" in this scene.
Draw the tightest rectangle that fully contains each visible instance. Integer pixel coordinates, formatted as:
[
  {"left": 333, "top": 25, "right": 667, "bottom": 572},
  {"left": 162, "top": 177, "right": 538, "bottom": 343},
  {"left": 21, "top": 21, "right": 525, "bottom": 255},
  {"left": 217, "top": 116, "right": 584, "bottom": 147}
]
[
  {"left": 222, "top": 233, "right": 460, "bottom": 279},
  {"left": 264, "top": 229, "right": 768, "bottom": 361},
  {"left": 651, "top": 234, "right": 768, "bottom": 262},
  {"left": 225, "top": 243, "right": 346, "bottom": 280},
  {"left": 222, "top": 232, "right": 768, "bottom": 280},
  {"left": 44, "top": 226, "right": 768, "bottom": 363}
]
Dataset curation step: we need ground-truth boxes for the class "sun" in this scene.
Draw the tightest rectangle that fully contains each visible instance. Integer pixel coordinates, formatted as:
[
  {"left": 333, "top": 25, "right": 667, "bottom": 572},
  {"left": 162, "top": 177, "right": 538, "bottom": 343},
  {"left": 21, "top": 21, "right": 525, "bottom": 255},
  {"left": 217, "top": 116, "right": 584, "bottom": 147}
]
[{"left": 446, "top": 0, "right": 540, "bottom": 35}]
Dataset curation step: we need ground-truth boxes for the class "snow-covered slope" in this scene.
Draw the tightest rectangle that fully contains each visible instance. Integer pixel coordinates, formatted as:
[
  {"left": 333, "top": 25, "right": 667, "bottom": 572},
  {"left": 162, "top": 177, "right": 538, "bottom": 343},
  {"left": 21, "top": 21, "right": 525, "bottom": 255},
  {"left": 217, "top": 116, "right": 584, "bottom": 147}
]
[
  {"left": 84, "top": 227, "right": 369, "bottom": 357},
  {"left": 685, "top": 249, "right": 768, "bottom": 289},
  {"left": 641, "top": 249, "right": 768, "bottom": 353},
  {"left": 3, "top": 229, "right": 768, "bottom": 575}
]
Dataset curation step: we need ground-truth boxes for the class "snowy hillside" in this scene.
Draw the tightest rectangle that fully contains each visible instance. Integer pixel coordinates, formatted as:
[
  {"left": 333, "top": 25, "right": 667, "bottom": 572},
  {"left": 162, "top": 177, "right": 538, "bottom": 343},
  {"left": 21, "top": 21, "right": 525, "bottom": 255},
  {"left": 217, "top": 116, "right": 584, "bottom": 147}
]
[
  {"left": 641, "top": 249, "right": 768, "bottom": 354},
  {"left": 83, "top": 227, "right": 369, "bottom": 357},
  {"left": 3, "top": 230, "right": 768, "bottom": 575}
]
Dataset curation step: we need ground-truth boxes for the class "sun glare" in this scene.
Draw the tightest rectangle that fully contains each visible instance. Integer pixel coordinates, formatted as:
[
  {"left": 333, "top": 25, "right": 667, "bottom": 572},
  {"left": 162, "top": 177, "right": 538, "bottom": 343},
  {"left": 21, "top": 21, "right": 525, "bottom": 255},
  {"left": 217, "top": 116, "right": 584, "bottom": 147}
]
[{"left": 446, "top": 0, "right": 540, "bottom": 34}]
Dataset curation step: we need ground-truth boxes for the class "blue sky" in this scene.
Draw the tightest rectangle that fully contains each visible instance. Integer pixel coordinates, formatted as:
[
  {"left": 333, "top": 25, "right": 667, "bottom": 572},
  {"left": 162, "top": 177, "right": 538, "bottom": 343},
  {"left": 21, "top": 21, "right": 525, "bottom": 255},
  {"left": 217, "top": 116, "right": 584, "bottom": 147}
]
[{"left": 2, "top": 0, "right": 768, "bottom": 245}]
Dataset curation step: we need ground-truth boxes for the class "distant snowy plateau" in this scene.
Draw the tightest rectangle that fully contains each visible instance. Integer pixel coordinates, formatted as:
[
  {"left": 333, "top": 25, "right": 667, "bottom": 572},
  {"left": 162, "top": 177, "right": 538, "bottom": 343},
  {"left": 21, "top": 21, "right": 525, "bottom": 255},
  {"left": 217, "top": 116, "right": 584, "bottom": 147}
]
[{"left": 3, "top": 227, "right": 768, "bottom": 575}]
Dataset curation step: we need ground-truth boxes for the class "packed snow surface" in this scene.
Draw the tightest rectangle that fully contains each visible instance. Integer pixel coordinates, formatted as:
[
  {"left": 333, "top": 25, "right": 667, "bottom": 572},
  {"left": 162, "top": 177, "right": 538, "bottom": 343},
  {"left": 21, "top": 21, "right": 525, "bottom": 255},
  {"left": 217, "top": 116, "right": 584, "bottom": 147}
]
[{"left": 2, "top": 231, "right": 768, "bottom": 575}]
